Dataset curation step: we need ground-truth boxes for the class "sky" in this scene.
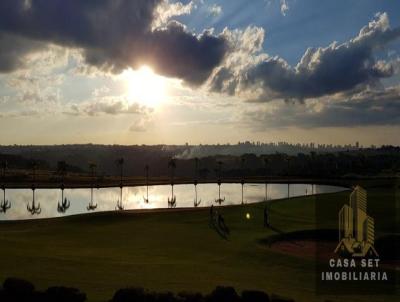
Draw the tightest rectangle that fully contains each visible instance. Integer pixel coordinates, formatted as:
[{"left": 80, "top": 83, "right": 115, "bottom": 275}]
[{"left": 0, "top": 0, "right": 400, "bottom": 146}]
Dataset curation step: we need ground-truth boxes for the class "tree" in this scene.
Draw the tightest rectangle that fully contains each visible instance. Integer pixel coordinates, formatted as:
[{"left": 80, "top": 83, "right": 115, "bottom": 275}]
[
  {"left": 216, "top": 161, "right": 223, "bottom": 182},
  {"left": 0, "top": 161, "right": 9, "bottom": 213},
  {"left": 193, "top": 158, "right": 201, "bottom": 207},
  {"left": 0, "top": 161, "right": 10, "bottom": 213},
  {"left": 27, "top": 187, "right": 41, "bottom": 215},
  {"left": 57, "top": 161, "right": 67, "bottom": 184},
  {"left": 30, "top": 159, "right": 37, "bottom": 186},
  {"left": 1, "top": 160, "right": 7, "bottom": 186},
  {"left": 115, "top": 158, "right": 125, "bottom": 210},
  {"left": 285, "top": 156, "right": 290, "bottom": 198},
  {"left": 115, "top": 158, "right": 124, "bottom": 186},
  {"left": 144, "top": 164, "right": 149, "bottom": 203},
  {"left": 168, "top": 158, "right": 176, "bottom": 185},
  {"left": 87, "top": 162, "right": 97, "bottom": 211},
  {"left": 168, "top": 158, "right": 177, "bottom": 208},
  {"left": 57, "top": 161, "right": 70, "bottom": 213},
  {"left": 263, "top": 157, "right": 269, "bottom": 201},
  {"left": 214, "top": 161, "right": 225, "bottom": 205},
  {"left": 240, "top": 156, "right": 246, "bottom": 204},
  {"left": 27, "top": 159, "right": 41, "bottom": 215}
]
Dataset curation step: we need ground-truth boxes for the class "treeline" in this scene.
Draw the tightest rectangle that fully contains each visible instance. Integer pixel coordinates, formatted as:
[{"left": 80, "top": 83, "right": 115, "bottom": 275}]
[
  {"left": 1, "top": 146, "right": 400, "bottom": 179},
  {"left": 0, "top": 277, "right": 294, "bottom": 302}
]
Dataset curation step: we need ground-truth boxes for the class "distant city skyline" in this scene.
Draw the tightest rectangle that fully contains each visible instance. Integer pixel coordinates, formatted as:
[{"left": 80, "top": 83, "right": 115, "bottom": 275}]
[
  {"left": 0, "top": 139, "right": 387, "bottom": 148},
  {"left": 1, "top": 140, "right": 395, "bottom": 160}
]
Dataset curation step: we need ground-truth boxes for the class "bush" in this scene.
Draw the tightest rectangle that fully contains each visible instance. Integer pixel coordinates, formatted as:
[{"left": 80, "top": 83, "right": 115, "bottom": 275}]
[
  {"left": 0, "top": 278, "right": 296, "bottom": 302},
  {"left": 178, "top": 291, "right": 205, "bottom": 302},
  {"left": 3, "top": 278, "right": 35, "bottom": 295},
  {"left": 207, "top": 286, "right": 240, "bottom": 302},
  {"left": 45, "top": 286, "right": 86, "bottom": 302},
  {"left": 110, "top": 287, "right": 149, "bottom": 302},
  {"left": 242, "top": 290, "right": 270, "bottom": 302},
  {"left": 270, "top": 294, "right": 295, "bottom": 302},
  {"left": 2, "top": 277, "right": 38, "bottom": 301},
  {"left": 0, "top": 278, "right": 86, "bottom": 302}
]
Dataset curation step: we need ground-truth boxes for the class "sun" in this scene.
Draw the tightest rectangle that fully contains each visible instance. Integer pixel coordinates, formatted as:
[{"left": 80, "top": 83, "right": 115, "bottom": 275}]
[{"left": 122, "top": 66, "right": 166, "bottom": 108}]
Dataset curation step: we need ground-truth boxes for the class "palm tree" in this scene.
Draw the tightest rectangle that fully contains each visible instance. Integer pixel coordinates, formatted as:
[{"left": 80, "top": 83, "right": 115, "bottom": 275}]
[
  {"left": 264, "top": 157, "right": 269, "bottom": 201},
  {"left": 143, "top": 164, "right": 150, "bottom": 203},
  {"left": 0, "top": 161, "right": 10, "bottom": 214},
  {"left": 57, "top": 161, "right": 67, "bottom": 185},
  {"left": 115, "top": 199, "right": 124, "bottom": 211},
  {"left": 27, "top": 187, "right": 41, "bottom": 215},
  {"left": 285, "top": 156, "right": 290, "bottom": 199},
  {"left": 115, "top": 158, "right": 124, "bottom": 210},
  {"left": 30, "top": 159, "right": 37, "bottom": 185},
  {"left": 0, "top": 189, "right": 11, "bottom": 213},
  {"left": 240, "top": 156, "right": 246, "bottom": 204},
  {"left": 87, "top": 162, "right": 97, "bottom": 211},
  {"left": 27, "top": 160, "right": 41, "bottom": 215},
  {"left": 1, "top": 160, "right": 7, "bottom": 185},
  {"left": 57, "top": 161, "right": 70, "bottom": 213},
  {"left": 215, "top": 161, "right": 225, "bottom": 205},
  {"left": 168, "top": 158, "right": 176, "bottom": 184},
  {"left": 168, "top": 158, "right": 176, "bottom": 208},
  {"left": 193, "top": 158, "right": 201, "bottom": 207},
  {"left": 57, "top": 197, "right": 70, "bottom": 213},
  {"left": 116, "top": 158, "right": 124, "bottom": 186},
  {"left": 310, "top": 151, "right": 316, "bottom": 192}
]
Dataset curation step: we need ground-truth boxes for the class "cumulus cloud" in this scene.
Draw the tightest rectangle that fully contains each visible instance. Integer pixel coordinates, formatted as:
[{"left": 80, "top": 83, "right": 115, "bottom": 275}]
[
  {"left": 6, "top": 72, "right": 63, "bottom": 105},
  {"left": 209, "top": 12, "right": 400, "bottom": 101},
  {"left": 208, "top": 4, "right": 222, "bottom": 17},
  {"left": 0, "top": 0, "right": 227, "bottom": 85},
  {"left": 208, "top": 26, "right": 267, "bottom": 95},
  {"left": 129, "top": 114, "right": 154, "bottom": 132},
  {"left": 390, "top": 56, "right": 400, "bottom": 74},
  {"left": 265, "top": 0, "right": 290, "bottom": 16},
  {"left": 153, "top": 0, "right": 197, "bottom": 28},
  {"left": 65, "top": 94, "right": 151, "bottom": 117},
  {"left": 0, "top": 108, "right": 41, "bottom": 118},
  {"left": 280, "top": 0, "right": 289, "bottom": 16},
  {"left": 1, "top": 45, "right": 68, "bottom": 108}
]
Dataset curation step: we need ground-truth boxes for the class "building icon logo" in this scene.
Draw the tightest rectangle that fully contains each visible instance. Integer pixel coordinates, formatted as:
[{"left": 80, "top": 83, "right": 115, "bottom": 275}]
[{"left": 334, "top": 186, "right": 378, "bottom": 257}]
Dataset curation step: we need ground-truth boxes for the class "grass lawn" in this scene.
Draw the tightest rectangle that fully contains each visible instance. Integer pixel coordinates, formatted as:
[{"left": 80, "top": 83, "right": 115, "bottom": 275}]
[{"left": 0, "top": 188, "right": 398, "bottom": 302}]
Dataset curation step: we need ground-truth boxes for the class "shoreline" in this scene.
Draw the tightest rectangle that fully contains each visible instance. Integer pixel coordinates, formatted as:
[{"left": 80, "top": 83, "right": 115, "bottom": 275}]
[
  {"left": 0, "top": 190, "right": 349, "bottom": 224},
  {"left": 0, "top": 175, "right": 394, "bottom": 189}
]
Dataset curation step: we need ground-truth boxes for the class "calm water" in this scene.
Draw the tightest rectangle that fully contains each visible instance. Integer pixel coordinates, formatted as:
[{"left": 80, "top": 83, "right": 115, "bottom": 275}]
[{"left": 0, "top": 183, "right": 347, "bottom": 220}]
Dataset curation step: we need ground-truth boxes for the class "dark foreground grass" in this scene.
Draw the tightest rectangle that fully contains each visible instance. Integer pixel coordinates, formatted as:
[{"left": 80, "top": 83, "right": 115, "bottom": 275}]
[{"left": 0, "top": 189, "right": 398, "bottom": 302}]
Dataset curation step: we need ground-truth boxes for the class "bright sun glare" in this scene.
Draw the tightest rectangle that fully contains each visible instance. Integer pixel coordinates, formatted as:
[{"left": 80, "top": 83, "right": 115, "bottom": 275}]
[{"left": 123, "top": 66, "right": 166, "bottom": 108}]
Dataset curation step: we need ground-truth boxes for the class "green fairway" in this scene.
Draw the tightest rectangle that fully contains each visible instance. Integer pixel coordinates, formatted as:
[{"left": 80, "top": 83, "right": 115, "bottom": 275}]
[{"left": 0, "top": 189, "right": 398, "bottom": 302}]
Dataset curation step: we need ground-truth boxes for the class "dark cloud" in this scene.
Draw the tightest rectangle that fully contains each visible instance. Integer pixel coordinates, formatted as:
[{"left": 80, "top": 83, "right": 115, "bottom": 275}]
[
  {"left": 0, "top": 0, "right": 227, "bottom": 84},
  {"left": 0, "top": 33, "right": 44, "bottom": 72},
  {"left": 210, "top": 13, "right": 400, "bottom": 100},
  {"left": 243, "top": 86, "right": 400, "bottom": 129}
]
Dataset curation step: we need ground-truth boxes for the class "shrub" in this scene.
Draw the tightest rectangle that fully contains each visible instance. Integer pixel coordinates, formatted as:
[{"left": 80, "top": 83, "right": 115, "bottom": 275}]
[
  {"left": 242, "top": 290, "right": 270, "bottom": 302},
  {"left": 207, "top": 286, "right": 240, "bottom": 302},
  {"left": 45, "top": 286, "right": 86, "bottom": 302}
]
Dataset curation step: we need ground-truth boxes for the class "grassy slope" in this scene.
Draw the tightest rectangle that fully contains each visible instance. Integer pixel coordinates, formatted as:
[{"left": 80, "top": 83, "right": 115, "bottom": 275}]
[{"left": 0, "top": 189, "right": 398, "bottom": 302}]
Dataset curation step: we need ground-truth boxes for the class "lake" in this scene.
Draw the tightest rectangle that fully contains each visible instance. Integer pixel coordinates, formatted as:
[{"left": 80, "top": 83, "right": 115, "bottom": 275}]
[{"left": 0, "top": 183, "right": 347, "bottom": 220}]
